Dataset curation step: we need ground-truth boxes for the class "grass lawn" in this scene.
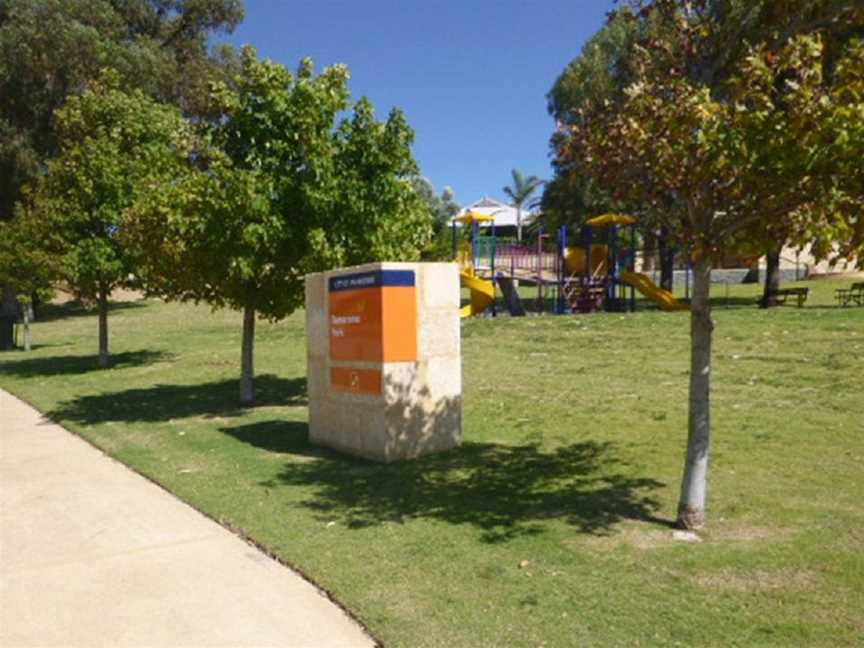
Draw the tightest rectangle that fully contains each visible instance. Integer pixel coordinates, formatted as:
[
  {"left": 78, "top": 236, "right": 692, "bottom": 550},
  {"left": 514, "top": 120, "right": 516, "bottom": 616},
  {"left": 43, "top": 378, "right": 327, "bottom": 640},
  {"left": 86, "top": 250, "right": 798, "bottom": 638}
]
[{"left": 2, "top": 276, "right": 862, "bottom": 647}]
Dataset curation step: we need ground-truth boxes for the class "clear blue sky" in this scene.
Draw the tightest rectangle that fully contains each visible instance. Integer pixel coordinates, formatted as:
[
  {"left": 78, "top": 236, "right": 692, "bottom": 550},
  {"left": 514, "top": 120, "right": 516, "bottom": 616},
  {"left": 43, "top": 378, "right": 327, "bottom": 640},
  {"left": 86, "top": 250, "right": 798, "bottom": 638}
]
[{"left": 225, "top": 1, "right": 615, "bottom": 206}]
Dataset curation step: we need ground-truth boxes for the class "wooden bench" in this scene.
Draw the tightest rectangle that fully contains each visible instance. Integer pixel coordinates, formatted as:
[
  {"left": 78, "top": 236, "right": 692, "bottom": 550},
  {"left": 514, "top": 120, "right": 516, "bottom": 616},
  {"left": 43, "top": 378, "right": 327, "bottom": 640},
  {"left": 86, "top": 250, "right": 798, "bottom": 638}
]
[
  {"left": 835, "top": 282, "right": 864, "bottom": 307},
  {"left": 761, "top": 287, "right": 809, "bottom": 307}
]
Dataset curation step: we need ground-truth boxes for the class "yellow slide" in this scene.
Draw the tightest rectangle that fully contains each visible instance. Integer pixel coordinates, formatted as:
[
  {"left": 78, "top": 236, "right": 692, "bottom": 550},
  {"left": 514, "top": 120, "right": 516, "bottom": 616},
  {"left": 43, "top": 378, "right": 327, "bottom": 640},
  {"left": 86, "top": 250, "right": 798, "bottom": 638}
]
[
  {"left": 459, "top": 271, "right": 494, "bottom": 318},
  {"left": 619, "top": 271, "right": 690, "bottom": 312}
]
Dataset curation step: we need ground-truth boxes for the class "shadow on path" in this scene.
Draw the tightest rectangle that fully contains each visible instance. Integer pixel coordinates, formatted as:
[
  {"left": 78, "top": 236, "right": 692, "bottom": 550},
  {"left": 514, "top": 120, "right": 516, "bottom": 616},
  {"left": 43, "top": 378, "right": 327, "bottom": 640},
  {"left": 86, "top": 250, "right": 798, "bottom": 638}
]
[
  {"left": 224, "top": 419, "right": 667, "bottom": 543},
  {"left": 0, "top": 350, "right": 168, "bottom": 377},
  {"left": 49, "top": 375, "right": 307, "bottom": 424}
]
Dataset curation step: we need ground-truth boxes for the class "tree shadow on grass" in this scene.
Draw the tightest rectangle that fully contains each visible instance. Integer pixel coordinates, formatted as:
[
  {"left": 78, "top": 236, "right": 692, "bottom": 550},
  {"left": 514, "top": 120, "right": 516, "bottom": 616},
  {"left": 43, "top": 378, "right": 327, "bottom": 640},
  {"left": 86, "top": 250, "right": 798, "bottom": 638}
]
[
  {"left": 0, "top": 350, "right": 168, "bottom": 377},
  {"left": 49, "top": 375, "right": 307, "bottom": 425},
  {"left": 222, "top": 419, "right": 323, "bottom": 455},
  {"left": 36, "top": 300, "right": 147, "bottom": 322},
  {"left": 222, "top": 419, "right": 667, "bottom": 543}
]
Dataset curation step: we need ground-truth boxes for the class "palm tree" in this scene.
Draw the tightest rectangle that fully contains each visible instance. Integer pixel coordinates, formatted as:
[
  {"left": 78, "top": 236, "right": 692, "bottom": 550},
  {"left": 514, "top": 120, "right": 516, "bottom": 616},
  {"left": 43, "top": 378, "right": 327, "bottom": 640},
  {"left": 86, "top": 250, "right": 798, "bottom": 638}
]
[{"left": 503, "top": 169, "right": 544, "bottom": 241}]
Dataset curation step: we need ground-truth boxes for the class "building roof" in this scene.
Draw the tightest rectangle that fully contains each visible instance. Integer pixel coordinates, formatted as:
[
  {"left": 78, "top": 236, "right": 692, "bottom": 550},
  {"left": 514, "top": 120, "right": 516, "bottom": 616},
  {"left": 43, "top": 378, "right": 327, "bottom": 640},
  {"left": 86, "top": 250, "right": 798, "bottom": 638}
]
[{"left": 452, "top": 197, "right": 537, "bottom": 228}]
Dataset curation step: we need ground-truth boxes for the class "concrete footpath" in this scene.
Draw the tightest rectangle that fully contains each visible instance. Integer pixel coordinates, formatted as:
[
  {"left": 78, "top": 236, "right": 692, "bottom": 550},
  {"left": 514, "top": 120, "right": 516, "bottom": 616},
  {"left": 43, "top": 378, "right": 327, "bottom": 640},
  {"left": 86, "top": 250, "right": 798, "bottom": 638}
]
[{"left": 0, "top": 389, "right": 374, "bottom": 648}]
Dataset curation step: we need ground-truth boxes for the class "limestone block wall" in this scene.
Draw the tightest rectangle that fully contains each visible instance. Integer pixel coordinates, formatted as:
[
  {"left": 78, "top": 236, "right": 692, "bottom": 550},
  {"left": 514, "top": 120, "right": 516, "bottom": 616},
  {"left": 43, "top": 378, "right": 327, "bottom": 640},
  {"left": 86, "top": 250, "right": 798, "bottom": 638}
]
[{"left": 305, "top": 262, "right": 462, "bottom": 462}]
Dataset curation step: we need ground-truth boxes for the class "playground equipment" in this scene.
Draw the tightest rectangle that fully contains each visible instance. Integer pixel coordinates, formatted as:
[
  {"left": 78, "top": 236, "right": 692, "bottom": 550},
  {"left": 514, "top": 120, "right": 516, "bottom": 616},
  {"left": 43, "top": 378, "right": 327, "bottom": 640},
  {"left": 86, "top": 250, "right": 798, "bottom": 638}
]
[
  {"left": 451, "top": 210, "right": 690, "bottom": 317},
  {"left": 558, "top": 214, "right": 689, "bottom": 313},
  {"left": 619, "top": 272, "right": 690, "bottom": 312},
  {"left": 459, "top": 268, "right": 495, "bottom": 318},
  {"left": 453, "top": 212, "right": 498, "bottom": 318}
]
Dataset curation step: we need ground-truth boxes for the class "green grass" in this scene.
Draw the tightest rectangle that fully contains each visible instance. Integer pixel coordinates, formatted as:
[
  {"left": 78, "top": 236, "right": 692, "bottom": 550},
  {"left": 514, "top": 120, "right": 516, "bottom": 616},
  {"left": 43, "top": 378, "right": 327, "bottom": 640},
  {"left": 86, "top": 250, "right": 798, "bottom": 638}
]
[{"left": 2, "top": 277, "right": 863, "bottom": 647}]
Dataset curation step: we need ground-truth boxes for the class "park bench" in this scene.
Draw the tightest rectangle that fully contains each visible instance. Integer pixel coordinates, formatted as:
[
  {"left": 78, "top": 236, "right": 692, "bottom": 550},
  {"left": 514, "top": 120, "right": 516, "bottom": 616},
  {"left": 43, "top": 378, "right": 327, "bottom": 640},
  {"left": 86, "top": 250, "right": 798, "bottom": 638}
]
[
  {"left": 835, "top": 282, "right": 864, "bottom": 307},
  {"left": 761, "top": 286, "right": 809, "bottom": 308}
]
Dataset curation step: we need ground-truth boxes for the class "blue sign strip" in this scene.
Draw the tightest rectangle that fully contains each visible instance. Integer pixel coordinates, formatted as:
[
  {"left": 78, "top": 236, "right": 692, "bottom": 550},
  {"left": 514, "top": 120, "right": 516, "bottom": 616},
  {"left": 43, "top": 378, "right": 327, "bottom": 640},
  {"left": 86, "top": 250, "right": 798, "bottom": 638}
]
[{"left": 329, "top": 270, "right": 415, "bottom": 292}]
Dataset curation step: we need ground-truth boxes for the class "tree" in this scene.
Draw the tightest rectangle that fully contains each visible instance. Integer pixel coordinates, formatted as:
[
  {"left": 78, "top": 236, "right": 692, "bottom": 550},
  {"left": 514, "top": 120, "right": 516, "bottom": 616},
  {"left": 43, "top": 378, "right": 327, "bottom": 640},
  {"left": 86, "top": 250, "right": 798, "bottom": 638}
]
[
  {"left": 127, "top": 48, "right": 432, "bottom": 405},
  {"left": 559, "top": 1, "right": 864, "bottom": 529},
  {"left": 549, "top": 2, "right": 863, "bottom": 295},
  {"left": 0, "top": 215, "right": 57, "bottom": 350},
  {"left": 0, "top": 0, "right": 243, "bottom": 222},
  {"left": 545, "top": 15, "right": 679, "bottom": 281},
  {"left": 410, "top": 177, "right": 460, "bottom": 232},
  {"left": 503, "top": 169, "right": 543, "bottom": 241},
  {"left": 411, "top": 177, "right": 461, "bottom": 260},
  {"left": 0, "top": 0, "right": 243, "bottom": 321},
  {"left": 23, "top": 73, "right": 194, "bottom": 367}
]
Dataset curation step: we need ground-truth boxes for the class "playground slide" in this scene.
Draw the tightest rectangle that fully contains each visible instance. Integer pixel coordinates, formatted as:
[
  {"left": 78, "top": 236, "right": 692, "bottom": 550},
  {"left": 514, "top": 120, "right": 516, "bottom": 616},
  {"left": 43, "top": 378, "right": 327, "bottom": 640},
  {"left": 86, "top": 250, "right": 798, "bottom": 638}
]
[
  {"left": 460, "top": 272, "right": 495, "bottom": 318},
  {"left": 619, "top": 271, "right": 690, "bottom": 312}
]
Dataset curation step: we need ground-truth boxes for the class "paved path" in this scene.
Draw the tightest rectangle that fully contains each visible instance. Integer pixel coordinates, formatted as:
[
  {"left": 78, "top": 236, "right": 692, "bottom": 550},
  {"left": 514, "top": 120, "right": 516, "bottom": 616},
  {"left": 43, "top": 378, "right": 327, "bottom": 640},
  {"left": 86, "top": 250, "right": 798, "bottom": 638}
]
[{"left": 0, "top": 389, "right": 374, "bottom": 648}]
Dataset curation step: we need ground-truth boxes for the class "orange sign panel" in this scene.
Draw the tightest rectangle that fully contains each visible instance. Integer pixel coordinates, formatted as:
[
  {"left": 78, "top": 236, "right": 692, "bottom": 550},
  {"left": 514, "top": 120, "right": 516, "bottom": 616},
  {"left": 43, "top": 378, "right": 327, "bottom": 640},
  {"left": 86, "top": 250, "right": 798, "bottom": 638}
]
[
  {"left": 329, "top": 270, "right": 417, "bottom": 363},
  {"left": 330, "top": 367, "right": 382, "bottom": 396}
]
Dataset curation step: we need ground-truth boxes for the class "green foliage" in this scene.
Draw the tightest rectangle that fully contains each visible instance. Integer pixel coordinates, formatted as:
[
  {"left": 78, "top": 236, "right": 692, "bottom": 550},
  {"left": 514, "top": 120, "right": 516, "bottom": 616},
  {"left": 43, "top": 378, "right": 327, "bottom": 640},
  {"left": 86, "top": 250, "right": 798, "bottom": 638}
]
[
  {"left": 0, "top": 215, "right": 56, "bottom": 304},
  {"left": 547, "top": 14, "right": 639, "bottom": 124},
  {"left": 559, "top": 2, "right": 864, "bottom": 261},
  {"left": 23, "top": 73, "right": 194, "bottom": 304},
  {"left": 548, "top": 1, "right": 864, "bottom": 259},
  {"left": 410, "top": 176, "right": 461, "bottom": 233},
  {"left": 502, "top": 169, "right": 543, "bottom": 208},
  {"left": 536, "top": 174, "right": 611, "bottom": 232},
  {"left": 503, "top": 169, "right": 543, "bottom": 241},
  {"left": 128, "top": 47, "right": 432, "bottom": 320},
  {"left": 0, "top": 0, "right": 243, "bottom": 220}
]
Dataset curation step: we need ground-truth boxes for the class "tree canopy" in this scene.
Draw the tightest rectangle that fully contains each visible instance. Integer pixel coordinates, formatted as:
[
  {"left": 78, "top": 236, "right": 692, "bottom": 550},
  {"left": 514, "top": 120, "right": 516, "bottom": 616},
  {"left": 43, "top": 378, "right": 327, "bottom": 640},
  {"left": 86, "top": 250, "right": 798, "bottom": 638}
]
[
  {"left": 127, "top": 48, "right": 432, "bottom": 403},
  {"left": 0, "top": 0, "right": 244, "bottom": 221},
  {"left": 503, "top": 169, "right": 543, "bottom": 241},
  {"left": 410, "top": 176, "right": 460, "bottom": 232},
  {"left": 21, "top": 72, "right": 194, "bottom": 366}
]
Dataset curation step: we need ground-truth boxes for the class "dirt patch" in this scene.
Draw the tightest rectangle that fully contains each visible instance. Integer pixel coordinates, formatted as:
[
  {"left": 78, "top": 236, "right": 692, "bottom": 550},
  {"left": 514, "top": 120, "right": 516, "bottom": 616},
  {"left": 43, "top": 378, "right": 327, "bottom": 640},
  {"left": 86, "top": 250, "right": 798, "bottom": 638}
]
[
  {"left": 576, "top": 521, "right": 674, "bottom": 551},
  {"left": 574, "top": 519, "right": 789, "bottom": 551},
  {"left": 706, "top": 521, "right": 788, "bottom": 543},
  {"left": 808, "top": 270, "right": 864, "bottom": 280},
  {"left": 692, "top": 568, "right": 817, "bottom": 593},
  {"left": 51, "top": 286, "right": 145, "bottom": 304},
  {"left": 809, "top": 605, "right": 864, "bottom": 636}
]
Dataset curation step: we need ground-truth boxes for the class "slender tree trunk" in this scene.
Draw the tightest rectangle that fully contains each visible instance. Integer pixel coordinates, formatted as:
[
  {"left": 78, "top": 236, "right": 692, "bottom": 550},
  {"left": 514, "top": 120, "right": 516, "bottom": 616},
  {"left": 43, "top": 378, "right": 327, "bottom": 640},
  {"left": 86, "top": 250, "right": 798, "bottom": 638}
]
[
  {"left": 22, "top": 302, "right": 31, "bottom": 352},
  {"left": 659, "top": 227, "right": 675, "bottom": 292},
  {"left": 0, "top": 285, "right": 16, "bottom": 351},
  {"left": 677, "top": 254, "right": 713, "bottom": 530},
  {"left": 2, "top": 285, "right": 17, "bottom": 316},
  {"left": 760, "top": 244, "right": 782, "bottom": 308},
  {"left": 643, "top": 229, "right": 657, "bottom": 271},
  {"left": 240, "top": 305, "right": 255, "bottom": 406},
  {"left": 97, "top": 289, "right": 109, "bottom": 368},
  {"left": 516, "top": 205, "right": 523, "bottom": 242}
]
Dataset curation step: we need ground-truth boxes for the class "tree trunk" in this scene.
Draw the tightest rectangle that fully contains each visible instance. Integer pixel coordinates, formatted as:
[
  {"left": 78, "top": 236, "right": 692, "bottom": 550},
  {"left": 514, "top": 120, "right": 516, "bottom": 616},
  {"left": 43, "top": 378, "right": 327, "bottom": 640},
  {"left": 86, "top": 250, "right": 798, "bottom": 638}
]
[
  {"left": 1, "top": 285, "right": 17, "bottom": 316},
  {"left": 760, "top": 244, "right": 782, "bottom": 308},
  {"left": 659, "top": 228, "right": 675, "bottom": 292},
  {"left": 239, "top": 305, "right": 255, "bottom": 406},
  {"left": 643, "top": 229, "right": 657, "bottom": 271},
  {"left": 677, "top": 254, "right": 713, "bottom": 530},
  {"left": 97, "top": 289, "right": 109, "bottom": 368},
  {"left": 0, "top": 285, "right": 16, "bottom": 351},
  {"left": 22, "top": 302, "right": 31, "bottom": 352},
  {"left": 516, "top": 205, "right": 523, "bottom": 242},
  {"left": 31, "top": 292, "right": 41, "bottom": 321}
]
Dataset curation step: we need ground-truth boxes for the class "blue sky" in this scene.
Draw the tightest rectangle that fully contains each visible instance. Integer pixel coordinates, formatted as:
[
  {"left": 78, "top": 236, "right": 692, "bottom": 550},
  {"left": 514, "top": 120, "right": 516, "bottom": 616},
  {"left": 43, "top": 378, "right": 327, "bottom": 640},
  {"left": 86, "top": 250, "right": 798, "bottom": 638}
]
[{"left": 225, "top": 1, "right": 615, "bottom": 206}]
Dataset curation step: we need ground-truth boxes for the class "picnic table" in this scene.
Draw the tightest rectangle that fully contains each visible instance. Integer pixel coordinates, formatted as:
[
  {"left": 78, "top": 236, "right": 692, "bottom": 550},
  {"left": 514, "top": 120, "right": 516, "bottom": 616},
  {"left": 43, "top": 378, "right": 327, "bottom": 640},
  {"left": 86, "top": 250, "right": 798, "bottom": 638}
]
[
  {"left": 761, "top": 287, "right": 809, "bottom": 308},
  {"left": 835, "top": 282, "right": 864, "bottom": 307}
]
